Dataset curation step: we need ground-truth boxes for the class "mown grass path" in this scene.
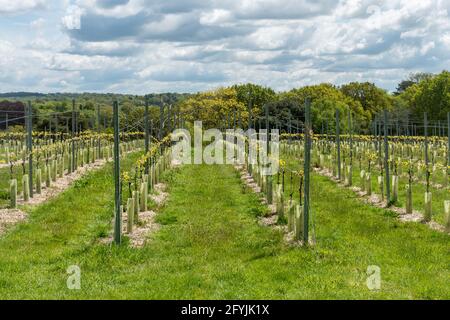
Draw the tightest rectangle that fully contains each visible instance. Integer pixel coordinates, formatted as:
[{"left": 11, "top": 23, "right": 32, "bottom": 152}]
[{"left": 0, "top": 161, "right": 448, "bottom": 299}]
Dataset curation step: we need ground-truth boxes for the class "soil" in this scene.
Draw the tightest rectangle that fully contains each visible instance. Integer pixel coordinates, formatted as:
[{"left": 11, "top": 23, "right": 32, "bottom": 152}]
[
  {"left": 235, "top": 165, "right": 312, "bottom": 247},
  {"left": 101, "top": 183, "right": 169, "bottom": 248},
  {"left": 150, "top": 183, "right": 168, "bottom": 207},
  {"left": 259, "top": 214, "right": 278, "bottom": 227},
  {"left": 124, "top": 210, "right": 161, "bottom": 248},
  {"left": 171, "top": 158, "right": 183, "bottom": 168}
]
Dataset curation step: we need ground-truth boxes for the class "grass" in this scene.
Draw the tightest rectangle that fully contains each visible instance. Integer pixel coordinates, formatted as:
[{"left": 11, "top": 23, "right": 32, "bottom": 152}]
[
  {"left": 0, "top": 154, "right": 448, "bottom": 299},
  {"left": 308, "top": 148, "right": 449, "bottom": 226},
  {"left": 342, "top": 159, "right": 449, "bottom": 225}
]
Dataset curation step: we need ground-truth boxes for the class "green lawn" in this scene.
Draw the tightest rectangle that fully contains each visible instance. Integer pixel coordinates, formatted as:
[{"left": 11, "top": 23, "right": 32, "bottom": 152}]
[
  {"left": 336, "top": 159, "right": 449, "bottom": 225},
  {"left": 0, "top": 155, "right": 448, "bottom": 299},
  {"left": 308, "top": 148, "right": 450, "bottom": 226}
]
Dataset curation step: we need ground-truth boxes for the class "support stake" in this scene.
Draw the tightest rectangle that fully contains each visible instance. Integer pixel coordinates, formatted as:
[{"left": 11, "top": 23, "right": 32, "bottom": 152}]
[
  {"left": 113, "top": 101, "right": 122, "bottom": 245},
  {"left": 303, "top": 98, "right": 312, "bottom": 244}
]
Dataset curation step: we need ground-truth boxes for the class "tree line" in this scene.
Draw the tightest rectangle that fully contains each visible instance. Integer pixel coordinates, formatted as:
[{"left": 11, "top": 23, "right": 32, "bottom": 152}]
[
  {"left": 0, "top": 70, "right": 448, "bottom": 134},
  {"left": 179, "top": 70, "right": 449, "bottom": 134}
]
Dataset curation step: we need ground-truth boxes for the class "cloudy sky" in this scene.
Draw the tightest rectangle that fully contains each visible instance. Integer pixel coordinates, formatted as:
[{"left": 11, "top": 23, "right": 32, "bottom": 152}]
[{"left": 0, "top": 0, "right": 449, "bottom": 94}]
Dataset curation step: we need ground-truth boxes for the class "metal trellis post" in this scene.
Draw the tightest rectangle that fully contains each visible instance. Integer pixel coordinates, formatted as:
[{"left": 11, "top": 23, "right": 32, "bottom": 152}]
[
  {"left": 336, "top": 109, "right": 341, "bottom": 180},
  {"left": 303, "top": 98, "right": 312, "bottom": 244},
  {"left": 384, "top": 109, "right": 391, "bottom": 205},
  {"left": 71, "top": 99, "right": 76, "bottom": 173},
  {"left": 265, "top": 103, "right": 273, "bottom": 204},
  {"left": 113, "top": 101, "right": 122, "bottom": 245},
  {"left": 27, "top": 101, "right": 33, "bottom": 198},
  {"left": 145, "top": 97, "right": 150, "bottom": 175}
]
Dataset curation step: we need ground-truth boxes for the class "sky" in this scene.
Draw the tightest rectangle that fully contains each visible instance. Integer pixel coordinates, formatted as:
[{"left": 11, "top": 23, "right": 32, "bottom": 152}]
[{"left": 0, "top": 0, "right": 449, "bottom": 94}]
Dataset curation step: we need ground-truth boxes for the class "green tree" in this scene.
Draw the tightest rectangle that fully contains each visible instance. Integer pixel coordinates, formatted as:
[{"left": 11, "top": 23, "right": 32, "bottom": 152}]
[
  {"left": 233, "top": 83, "right": 276, "bottom": 120},
  {"left": 395, "top": 72, "right": 433, "bottom": 95},
  {"left": 340, "top": 82, "right": 392, "bottom": 120},
  {"left": 281, "top": 83, "right": 368, "bottom": 133},
  {"left": 412, "top": 71, "right": 450, "bottom": 120},
  {"left": 179, "top": 87, "right": 247, "bottom": 129}
]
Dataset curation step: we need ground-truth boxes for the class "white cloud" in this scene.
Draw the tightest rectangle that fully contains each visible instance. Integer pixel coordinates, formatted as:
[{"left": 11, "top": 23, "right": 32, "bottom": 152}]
[
  {"left": 30, "top": 18, "right": 46, "bottom": 29},
  {"left": 79, "top": 0, "right": 146, "bottom": 17},
  {"left": 441, "top": 33, "right": 450, "bottom": 47},
  {"left": 0, "top": 0, "right": 47, "bottom": 14},
  {"left": 0, "top": 0, "right": 449, "bottom": 93},
  {"left": 420, "top": 41, "right": 435, "bottom": 55},
  {"left": 199, "top": 9, "right": 233, "bottom": 25},
  {"left": 246, "top": 26, "right": 297, "bottom": 50}
]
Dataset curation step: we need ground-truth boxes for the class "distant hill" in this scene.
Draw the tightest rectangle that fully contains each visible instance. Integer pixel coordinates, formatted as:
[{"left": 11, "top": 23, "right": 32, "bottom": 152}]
[
  {"left": 0, "top": 92, "right": 191, "bottom": 106},
  {"left": 0, "top": 92, "right": 46, "bottom": 98}
]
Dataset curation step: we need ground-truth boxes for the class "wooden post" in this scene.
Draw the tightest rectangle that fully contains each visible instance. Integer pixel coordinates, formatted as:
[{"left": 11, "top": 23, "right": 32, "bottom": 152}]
[{"left": 113, "top": 101, "right": 122, "bottom": 245}]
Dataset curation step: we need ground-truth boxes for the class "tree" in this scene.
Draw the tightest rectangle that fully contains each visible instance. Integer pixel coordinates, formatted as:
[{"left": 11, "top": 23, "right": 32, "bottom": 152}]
[
  {"left": 281, "top": 83, "right": 368, "bottom": 133},
  {"left": 233, "top": 83, "right": 276, "bottom": 120},
  {"left": 340, "top": 82, "right": 392, "bottom": 119},
  {"left": 412, "top": 71, "right": 450, "bottom": 120},
  {"left": 395, "top": 72, "right": 433, "bottom": 95},
  {"left": 178, "top": 87, "right": 247, "bottom": 129}
]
